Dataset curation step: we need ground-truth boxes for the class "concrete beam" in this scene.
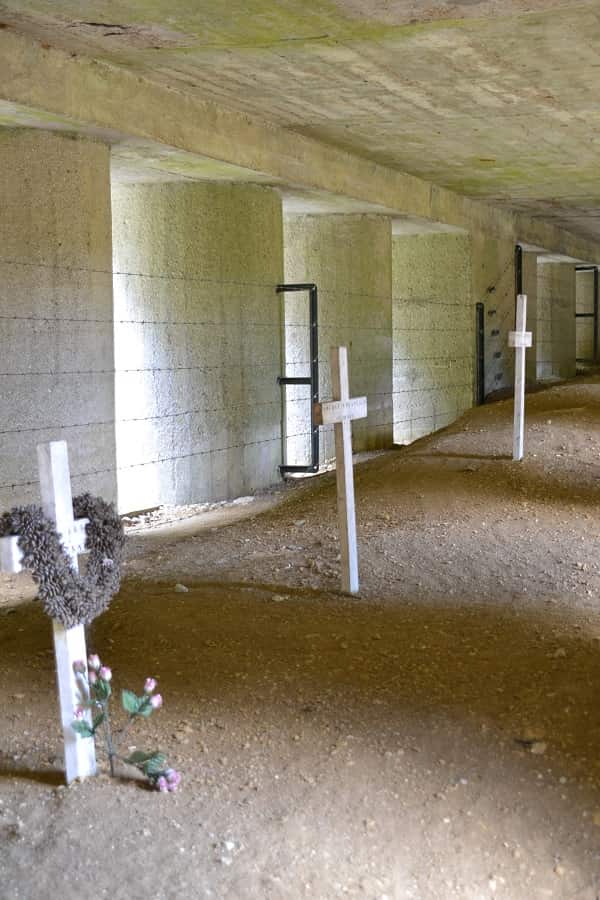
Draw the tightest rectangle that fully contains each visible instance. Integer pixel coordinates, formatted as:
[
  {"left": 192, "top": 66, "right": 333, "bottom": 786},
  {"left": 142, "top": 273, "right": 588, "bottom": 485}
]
[{"left": 1, "top": 29, "right": 598, "bottom": 264}]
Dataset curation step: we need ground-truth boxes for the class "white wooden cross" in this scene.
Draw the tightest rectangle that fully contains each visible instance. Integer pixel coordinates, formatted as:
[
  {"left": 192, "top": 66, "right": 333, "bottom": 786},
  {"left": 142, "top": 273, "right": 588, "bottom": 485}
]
[
  {"left": 0, "top": 440, "right": 96, "bottom": 783},
  {"left": 314, "top": 346, "right": 367, "bottom": 594},
  {"left": 508, "top": 293, "right": 533, "bottom": 461}
]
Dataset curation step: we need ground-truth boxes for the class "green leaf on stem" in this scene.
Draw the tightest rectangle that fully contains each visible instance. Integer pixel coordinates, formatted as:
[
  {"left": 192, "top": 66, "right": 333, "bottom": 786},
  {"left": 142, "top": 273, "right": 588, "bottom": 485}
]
[
  {"left": 121, "top": 689, "right": 140, "bottom": 715},
  {"left": 137, "top": 699, "right": 154, "bottom": 718},
  {"left": 92, "top": 712, "right": 105, "bottom": 732},
  {"left": 143, "top": 752, "right": 167, "bottom": 776},
  {"left": 94, "top": 679, "right": 112, "bottom": 701},
  {"left": 71, "top": 720, "right": 94, "bottom": 739},
  {"left": 124, "top": 750, "right": 155, "bottom": 765}
]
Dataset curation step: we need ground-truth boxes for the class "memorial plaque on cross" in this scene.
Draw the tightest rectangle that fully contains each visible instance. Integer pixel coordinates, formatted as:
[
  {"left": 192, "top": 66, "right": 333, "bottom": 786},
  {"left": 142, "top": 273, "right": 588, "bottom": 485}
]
[
  {"left": 0, "top": 441, "right": 96, "bottom": 783},
  {"left": 508, "top": 293, "right": 533, "bottom": 461},
  {"left": 314, "top": 346, "right": 367, "bottom": 594}
]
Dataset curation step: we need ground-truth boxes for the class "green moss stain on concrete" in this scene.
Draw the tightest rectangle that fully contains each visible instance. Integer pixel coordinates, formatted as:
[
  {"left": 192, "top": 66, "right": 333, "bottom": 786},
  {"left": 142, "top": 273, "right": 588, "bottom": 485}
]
[
  {"left": 1, "top": 0, "right": 475, "bottom": 55},
  {"left": 0, "top": 101, "right": 85, "bottom": 131}
]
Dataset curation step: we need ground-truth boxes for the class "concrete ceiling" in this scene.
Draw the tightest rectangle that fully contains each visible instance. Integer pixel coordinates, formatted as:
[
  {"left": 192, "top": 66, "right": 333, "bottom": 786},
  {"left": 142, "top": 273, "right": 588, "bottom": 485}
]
[{"left": 1, "top": 1, "right": 600, "bottom": 239}]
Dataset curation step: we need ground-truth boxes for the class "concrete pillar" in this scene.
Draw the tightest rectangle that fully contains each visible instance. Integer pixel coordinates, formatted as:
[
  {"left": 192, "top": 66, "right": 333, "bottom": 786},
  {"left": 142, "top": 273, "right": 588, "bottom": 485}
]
[
  {"left": 393, "top": 232, "right": 473, "bottom": 443},
  {"left": 471, "top": 232, "right": 516, "bottom": 396},
  {"left": 111, "top": 182, "right": 283, "bottom": 513},
  {"left": 536, "top": 261, "right": 576, "bottom": 381},
  {"left": 0, "top": 128, "right": 117, "bottom": 510},
  {"left": 521, "top": 250, "right": 538, "bottom": 385},
  {"left": 283, "top": 214, "right": 392, "bottom": 466}
]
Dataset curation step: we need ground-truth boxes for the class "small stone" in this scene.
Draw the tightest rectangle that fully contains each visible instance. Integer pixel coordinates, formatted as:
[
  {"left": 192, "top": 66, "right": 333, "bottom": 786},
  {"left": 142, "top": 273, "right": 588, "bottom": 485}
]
[
  {"left": 530, "top": 741, "right": 547, "bottom": 755},
  {"left": 174, "top": 583, "right": 189, "bottom": 593},
  {"left": 554, "top": 865, "right": 565, "bottom": 877}
]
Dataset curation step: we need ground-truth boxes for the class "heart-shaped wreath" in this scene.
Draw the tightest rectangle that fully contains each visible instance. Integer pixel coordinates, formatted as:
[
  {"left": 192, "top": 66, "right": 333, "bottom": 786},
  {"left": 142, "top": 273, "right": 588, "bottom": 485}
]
[{"left": 0, "top": 494, "right": 125, "bottom": 627}]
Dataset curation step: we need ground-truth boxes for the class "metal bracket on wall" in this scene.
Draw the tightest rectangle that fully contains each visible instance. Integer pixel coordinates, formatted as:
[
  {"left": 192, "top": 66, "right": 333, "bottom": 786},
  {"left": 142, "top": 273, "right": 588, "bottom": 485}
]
[
  {"left": 515, "top": 244, "right": 523, "bottom": 297},
  {"left": 476, "top": 302, "right": 485, "bottom": 405},
  {"left": 575, "top": 266, "right": 599, "bottom": 363},
  {"left": 276, "top": 283, "right": 319, "bottom": 476}
]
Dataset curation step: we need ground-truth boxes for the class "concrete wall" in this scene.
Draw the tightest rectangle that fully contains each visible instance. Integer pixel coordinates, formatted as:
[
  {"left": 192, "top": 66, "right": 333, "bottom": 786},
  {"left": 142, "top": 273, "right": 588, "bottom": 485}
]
[
  {"left": 282, "top": 214, "right": 393, "bottom": 465},
  {"left": 521, "top": 250, "right": 538, "bottom": 385},
  {"left": 471, "top": 233, "right": 516, "bottom": 396},
  {"left": 112, "top": 182, "right": 284, "bottom": 513},
  {"left": 392, "top": 232, "right": 473, "bottom": 443},
  {"left": 576, "top": 268, "right": 596, "bottom": 361},
  {"left": 537, "top": 262, "right": 576, "bottom": 380},
  {"left": 0, "top": 128, "right": 117, "bottom": 510}
]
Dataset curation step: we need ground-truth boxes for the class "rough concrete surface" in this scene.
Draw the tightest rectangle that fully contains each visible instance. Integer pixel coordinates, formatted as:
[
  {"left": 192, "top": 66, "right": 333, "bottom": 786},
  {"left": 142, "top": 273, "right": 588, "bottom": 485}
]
[
  {"left": 1, "top": 29, "right": 599, "bottom": 265},
  {"left": 537, "top": 262, "right": 576, "bottom": 382},
  {"left": 111, "top": 181, "right": 284, "bottom": 513},
  {"left": 1, "top": 2, "right": 600, "bottom": 243},
  {"left": 392, "top": 232, "right": 473, "bottom": 444},
  {"left": 1, "top": 378, "right": 600, "bottom": 898},
  {"left": 283, "top": 214, "right": 393, "bottom": 465},
  {"left": 0, "top": 128, "right": 117, "bottom": 510},
  {"left": 471, "top": 231, "right": 516, "bottom": 396}
]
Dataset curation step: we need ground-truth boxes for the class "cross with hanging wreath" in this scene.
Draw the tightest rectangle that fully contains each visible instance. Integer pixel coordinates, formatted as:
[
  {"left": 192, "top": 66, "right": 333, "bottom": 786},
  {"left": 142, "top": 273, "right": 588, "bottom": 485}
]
[{"left": 0, "top": 441, "right": 124, "bottom": 783}]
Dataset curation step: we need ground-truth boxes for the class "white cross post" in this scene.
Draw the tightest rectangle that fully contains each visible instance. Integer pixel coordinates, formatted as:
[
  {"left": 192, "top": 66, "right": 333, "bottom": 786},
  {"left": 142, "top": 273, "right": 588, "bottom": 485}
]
[
  {"left": 0, "top": 440, "right": 96, "bottom": 783},
  {"left": 314, "top": 346, "right": 367, "bottom": 594},
  {"left": 508, "top": 293, "right": 533, "bottom": 461}
]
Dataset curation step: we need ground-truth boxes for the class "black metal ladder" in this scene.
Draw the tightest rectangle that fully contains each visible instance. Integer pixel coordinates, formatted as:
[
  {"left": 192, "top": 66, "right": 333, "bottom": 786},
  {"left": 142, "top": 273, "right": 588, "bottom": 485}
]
[{"left": 277, "top": 283, "right": 319, "bottom": 475}]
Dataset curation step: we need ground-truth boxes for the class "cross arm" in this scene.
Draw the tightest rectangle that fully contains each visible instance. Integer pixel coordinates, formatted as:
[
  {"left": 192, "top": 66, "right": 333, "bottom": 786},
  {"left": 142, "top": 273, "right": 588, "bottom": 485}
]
[
  {"left": 314, "top": 396, "right": 368, "bottom": 426},
  {"left": 508, "top": 331, "right": 532, "bottom": 348},
  {"left": 0, "top": 517, "right": 89, "bottom": 575}
]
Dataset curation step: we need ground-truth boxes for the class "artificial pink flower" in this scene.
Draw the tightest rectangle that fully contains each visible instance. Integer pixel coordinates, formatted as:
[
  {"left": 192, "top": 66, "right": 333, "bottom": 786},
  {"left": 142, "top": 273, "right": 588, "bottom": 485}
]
[
  {"left": 72, "top": 660, "right": 86, "bottom": 674},
  {"left": 144, "top": 678, "right": 157, "bottom": 694},
  {"left": 156, "top": 776, "right": 169, "bottom": 792},
  {"left": 99, "top": 666, "right": 112, "bottom": 682},
  {"left": 150, "top": 693, "right": 163, "bottom": 709},
  {"left": 74, "top": 706, "right": 85, "bottom": 719},
  {"left": 88, "top": 654, "right": 101, "bottom": 671},
  {"left": 88, "top": 670, "right": 98, "bottom": 685},
  {"left": 165, "top": 769, "right": 181, "bottom": 790}
]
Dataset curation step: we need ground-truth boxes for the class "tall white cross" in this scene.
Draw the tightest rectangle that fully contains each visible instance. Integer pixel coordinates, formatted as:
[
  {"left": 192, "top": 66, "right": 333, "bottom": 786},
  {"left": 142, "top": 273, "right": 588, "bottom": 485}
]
[
  {"left": 508, "top": 293, "right": 533, "bottom": 461},
  {"left": 314, "top": 346, "right": 367, "bottom": 594},
  {"left": 0, "top": 441, "right": 96, "bottom": 783}
]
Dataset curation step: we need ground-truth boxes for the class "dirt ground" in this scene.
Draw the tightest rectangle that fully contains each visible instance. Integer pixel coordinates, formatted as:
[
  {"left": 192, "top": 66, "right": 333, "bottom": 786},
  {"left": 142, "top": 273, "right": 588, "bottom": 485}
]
[{"left": 1, "top": 378, "right": 600, "bottom": 900}]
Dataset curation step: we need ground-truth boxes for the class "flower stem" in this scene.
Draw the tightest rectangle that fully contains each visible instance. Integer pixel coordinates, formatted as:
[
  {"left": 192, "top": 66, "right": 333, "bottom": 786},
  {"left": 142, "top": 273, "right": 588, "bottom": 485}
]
[{"left": 102, "top": 701, "right": 117, "bottom": 778}]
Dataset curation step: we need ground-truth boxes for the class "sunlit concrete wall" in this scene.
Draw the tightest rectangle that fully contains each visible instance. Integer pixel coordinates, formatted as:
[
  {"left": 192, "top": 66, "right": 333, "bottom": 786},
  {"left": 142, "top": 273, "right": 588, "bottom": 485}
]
[
  {"left": 0, "top": 128, "right": 116, "bottom": 510},
  {"left": 392, "top": 232, "right": 473, "bottom": 443},
  {"left": 537, "top": 261, "right": 576, "bottom": 381},
  {"left": 112, "top": 182, "right": 283, "bottom": 513},
  {"left": 283, "top": 214, "right": 393, "bottom": 466}
]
